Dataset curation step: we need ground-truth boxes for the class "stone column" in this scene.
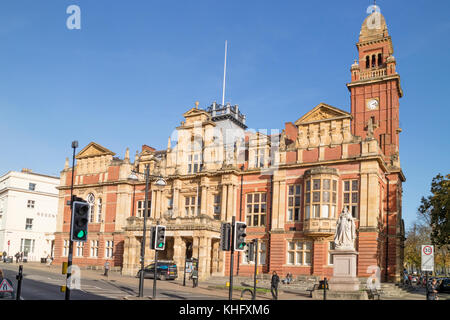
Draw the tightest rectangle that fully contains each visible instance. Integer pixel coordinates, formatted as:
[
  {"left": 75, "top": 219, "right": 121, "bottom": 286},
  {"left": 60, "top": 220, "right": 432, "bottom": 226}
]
[
  {"left": 221, "top": 185, "right": 228, "bottom": 221},
  {"left": 173, "top": 187, "right": 180, "bottom": 218},
  {"left": 227, "top": 185, "right": 234, "bottom": 222},
  {"left": 201, "top": 186, "right": 207, "bottom": 215},
  {"left": 173, "top": 235, "right": 185, "bottom": 272},
  {"left": 198, "top": 236, "right": 209, "bottom": 280},
  {"left": 271, "top": 181, "right": 280, "bottom": 229}
]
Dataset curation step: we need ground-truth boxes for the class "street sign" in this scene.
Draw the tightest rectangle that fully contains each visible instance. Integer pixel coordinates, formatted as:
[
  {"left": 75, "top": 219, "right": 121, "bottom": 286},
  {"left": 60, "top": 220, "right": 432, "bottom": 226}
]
[
  {"left": 421, "top": 245, "right": 434, "bottom": 272},
  {"left": 0, "top": 279, "right": 14, "bottom": 292}
]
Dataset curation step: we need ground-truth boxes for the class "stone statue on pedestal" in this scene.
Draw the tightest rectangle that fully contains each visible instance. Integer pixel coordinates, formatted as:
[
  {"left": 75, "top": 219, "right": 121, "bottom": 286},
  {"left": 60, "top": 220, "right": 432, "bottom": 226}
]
[{"left": 334, "top": 207, "right": 356, "bottom": 250}]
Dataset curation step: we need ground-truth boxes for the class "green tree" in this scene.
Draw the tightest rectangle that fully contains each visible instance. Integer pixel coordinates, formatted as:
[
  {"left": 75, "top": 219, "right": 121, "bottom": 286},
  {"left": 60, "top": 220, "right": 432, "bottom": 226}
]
[
  {"left": 418, "top": 174, "right": 450, "bottom": 274},
  {"left": 404, "top": 223, "right": 431, "bottom": 272}
]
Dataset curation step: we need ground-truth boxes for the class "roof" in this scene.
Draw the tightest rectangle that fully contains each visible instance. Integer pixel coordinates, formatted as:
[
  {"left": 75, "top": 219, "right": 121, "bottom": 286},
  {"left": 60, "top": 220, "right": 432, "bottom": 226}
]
[
  {"left": 75, "top": 142, "right": 116, "bottom": 159},
  {"left": 359, "top": 11, "right": 389, "bottom": 43},
  {"left": 294, "top": 103, "right": 352, "bottom": 126}
]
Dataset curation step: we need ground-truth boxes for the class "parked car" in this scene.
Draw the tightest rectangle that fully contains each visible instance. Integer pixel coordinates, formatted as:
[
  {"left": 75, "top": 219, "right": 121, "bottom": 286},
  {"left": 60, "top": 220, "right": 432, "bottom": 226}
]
[
  {"left": 438, "top": 278, "right": 450, "bottom": 293},
  {"left": 136, "top": 262, "right": 178, "bottom": 281}
]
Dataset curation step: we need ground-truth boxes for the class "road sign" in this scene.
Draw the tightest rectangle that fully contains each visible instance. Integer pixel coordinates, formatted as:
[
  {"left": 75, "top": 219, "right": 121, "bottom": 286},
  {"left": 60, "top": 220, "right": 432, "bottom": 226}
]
[
  {"left": 421, "top": 245, "right": 434, "bottom": 272},
  {"left": 0, "top": 279, "right": 14, "bottom": 292}
]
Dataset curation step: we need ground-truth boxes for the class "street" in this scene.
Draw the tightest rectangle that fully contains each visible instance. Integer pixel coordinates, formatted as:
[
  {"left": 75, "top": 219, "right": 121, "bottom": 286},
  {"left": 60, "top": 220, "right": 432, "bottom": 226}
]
[{"left": 0, "top": 263, "right": 223, "bottom": 300}]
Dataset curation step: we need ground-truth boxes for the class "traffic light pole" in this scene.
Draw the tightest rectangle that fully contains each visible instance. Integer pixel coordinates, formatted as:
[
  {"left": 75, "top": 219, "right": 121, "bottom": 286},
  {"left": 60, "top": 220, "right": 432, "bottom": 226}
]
[
  {"left": 228, "top": 216, "right": 235, "bottom": 300},
  {"left": 253, "top": 239, "right": 258, "bottom": 301},
  {"left": 65, "top": 141, "right": 77, "bottom": 301},
  {"left": 153, "top": 221, "right": 159, "bottom": 299},
  {"left": 138, "top": 164, "right": 150, "bottom": 298}
]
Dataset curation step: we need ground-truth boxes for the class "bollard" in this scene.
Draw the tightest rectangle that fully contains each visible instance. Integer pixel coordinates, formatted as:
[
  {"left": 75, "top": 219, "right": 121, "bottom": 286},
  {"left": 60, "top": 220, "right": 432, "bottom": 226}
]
[
  {"left": 323, "top": 277, "right": 328, "bottom": 300},
  {"left": 15, "top": 265, "right": 23, "bottom": 300}
]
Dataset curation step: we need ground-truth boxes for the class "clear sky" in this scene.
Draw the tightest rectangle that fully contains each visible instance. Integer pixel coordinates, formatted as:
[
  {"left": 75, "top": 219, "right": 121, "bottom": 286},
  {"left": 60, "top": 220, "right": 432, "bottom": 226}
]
[{"left": 0, "top": 0, "right": 449, "bottom": 229}]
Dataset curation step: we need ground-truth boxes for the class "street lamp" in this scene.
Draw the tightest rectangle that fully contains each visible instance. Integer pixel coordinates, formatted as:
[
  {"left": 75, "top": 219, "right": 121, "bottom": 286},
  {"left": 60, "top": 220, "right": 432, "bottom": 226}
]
[{"left": 128, "top": 166, "right": 166, "bottom": 298}]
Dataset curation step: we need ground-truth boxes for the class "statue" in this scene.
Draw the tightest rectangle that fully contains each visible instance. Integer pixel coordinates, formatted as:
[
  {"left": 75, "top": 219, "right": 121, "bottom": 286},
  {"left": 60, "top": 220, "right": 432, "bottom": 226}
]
[{"left": 334, "top": 207, "right": 356, "bottom": 250}]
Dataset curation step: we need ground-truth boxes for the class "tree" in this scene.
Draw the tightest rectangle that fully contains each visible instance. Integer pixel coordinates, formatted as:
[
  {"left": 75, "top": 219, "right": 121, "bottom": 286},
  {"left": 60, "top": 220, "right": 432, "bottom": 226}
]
[
  {"left": 418, "top": 174, "right": 450, "bottom": 275},
  {"left": 404, "top": 223, "right": 431, "bottom": 272}
]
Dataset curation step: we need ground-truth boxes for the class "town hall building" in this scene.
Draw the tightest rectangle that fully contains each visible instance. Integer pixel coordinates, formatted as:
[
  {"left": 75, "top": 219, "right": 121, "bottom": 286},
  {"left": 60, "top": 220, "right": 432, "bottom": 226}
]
[{"left": 53, "top": 9, "right": 406, "bottom": 282}]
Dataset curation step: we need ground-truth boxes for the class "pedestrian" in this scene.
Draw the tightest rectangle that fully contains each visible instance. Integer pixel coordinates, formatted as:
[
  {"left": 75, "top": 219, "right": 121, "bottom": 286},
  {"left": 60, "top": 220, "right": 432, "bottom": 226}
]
[
  {"left": 190, "top": 267, "right": 198, "bottom": 288},
  {"left": 46, "top": 255, "right": 52, "bottom": 267},
  {"left": 2, "top": 252, "right": 6, "bottom": 263},
  {"left": 104, "top": 260, "right": 110, "bottom": 277},
  {"left": 14, "top": 253, "right": 19, "bottom": 264},
  {"left": 20, "top": 252, "right": 23, "bottom": 263},
  {"left": 426, "top": 278, "right": 439, "bottom": 300},
  {"left": 271, "top": 271, "right": 280, "bottom": 300}
]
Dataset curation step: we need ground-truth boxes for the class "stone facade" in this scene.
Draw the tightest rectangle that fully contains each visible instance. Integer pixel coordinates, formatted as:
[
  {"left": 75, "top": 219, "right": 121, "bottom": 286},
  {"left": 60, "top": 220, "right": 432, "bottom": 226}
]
[{"left": 53, "top": 10, "right": 405, "bottom": 282}]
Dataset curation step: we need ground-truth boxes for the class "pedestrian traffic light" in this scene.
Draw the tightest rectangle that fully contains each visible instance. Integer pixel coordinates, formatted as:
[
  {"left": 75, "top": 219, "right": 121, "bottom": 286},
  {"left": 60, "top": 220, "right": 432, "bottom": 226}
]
[
  {"left": 154, "top": 225, "right": 166, "bottom": 251},
  {"left": 220, "top": 223, "right": 231, "bottom": 251},
  {"left": 245, "top": 241, "right": 255, "bottom": 262},
  {"left": 149, "top": 226, "right": 156, "bottom": 250},
  {"left": 70, "top": 200, "right": 89, "bottom": 242},
  {"left": 234, "top": 221, "right": 247, "bottom": 251}
]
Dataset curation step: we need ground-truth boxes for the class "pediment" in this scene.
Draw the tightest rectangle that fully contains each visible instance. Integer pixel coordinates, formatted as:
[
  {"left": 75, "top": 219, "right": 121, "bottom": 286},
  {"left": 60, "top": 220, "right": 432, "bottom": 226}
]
[
  {"left": 294, "top": 103, "right": 351, "bottom": 126},
  {"left": 183, "top": 108, "right": 210, "bottom": 118},
  {"left": 76, "top": 142, "right": 116, "bottom": 159}
]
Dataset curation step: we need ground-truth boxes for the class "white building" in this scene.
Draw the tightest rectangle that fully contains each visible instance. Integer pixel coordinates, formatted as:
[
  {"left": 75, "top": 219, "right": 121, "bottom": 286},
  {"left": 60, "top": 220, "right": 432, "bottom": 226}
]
[{"left": 0, "top": 169, "right": 59, "bottom": 261}]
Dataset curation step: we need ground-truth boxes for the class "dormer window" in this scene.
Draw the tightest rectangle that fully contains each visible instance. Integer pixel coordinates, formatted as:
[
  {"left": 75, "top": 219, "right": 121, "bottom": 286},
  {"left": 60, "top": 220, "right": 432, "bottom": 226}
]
[
  {"left": 188, "top": 153, "right": 202, "bottom": 173},
  {"left": 254, "top": 148, "right": 265, "bottom": 168}
]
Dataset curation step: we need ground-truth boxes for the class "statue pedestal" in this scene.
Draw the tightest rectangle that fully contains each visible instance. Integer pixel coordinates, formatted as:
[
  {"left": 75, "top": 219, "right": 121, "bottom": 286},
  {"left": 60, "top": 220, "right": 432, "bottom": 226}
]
[{"left": 329, "top": 249, "right": 361, "bottom": 292}]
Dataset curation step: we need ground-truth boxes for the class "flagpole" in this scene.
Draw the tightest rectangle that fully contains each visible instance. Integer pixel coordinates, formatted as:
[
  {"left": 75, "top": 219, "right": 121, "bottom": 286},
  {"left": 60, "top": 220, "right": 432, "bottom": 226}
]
[{"left": 222, "top": 40, "right": 227, "bottom": 106}]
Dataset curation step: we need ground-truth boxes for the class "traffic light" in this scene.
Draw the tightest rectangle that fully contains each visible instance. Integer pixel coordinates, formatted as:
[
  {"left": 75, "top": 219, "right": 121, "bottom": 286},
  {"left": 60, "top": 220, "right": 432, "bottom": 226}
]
[
  {"left": 149, "top": 226, "right": 156, "bottom": 250},
  {"left": 154, "top": 225, "right": 166, "bottom": 251},
  {"left": 245, "top": 241, "right": 255, "bottom": 262},
  {"left": 70, "top": 201, "right": 89, "bottom": 242},
  {"left": 234, "top": 221, "right": 247, "bottom": 251},
  {"left": 220, "top": 223, "right": 231, "bottom": 251}
]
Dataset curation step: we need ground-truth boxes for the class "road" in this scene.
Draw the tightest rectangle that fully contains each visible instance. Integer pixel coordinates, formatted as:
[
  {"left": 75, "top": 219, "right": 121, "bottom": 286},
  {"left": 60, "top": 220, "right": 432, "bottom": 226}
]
[{"left": 0, "top": 264, "right": 222, "bottom": 300}]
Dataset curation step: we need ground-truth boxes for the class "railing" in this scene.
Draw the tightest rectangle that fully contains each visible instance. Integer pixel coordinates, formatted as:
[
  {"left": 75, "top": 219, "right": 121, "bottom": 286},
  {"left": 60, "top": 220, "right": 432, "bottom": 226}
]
[
  {"left": 359, "top": 67, "right": 387, "bottom": 80},
  {"left": 206, "top": 103, "right": 246, "bottom": 124}
]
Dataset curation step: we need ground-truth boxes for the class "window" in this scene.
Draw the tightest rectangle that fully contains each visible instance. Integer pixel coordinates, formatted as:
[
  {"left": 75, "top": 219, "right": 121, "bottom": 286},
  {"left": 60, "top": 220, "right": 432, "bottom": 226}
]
[
  {"left": 20, "top": 239, "right": 35, "bottom": 256},
  {"left": 63, "top": 240, "right": 69, "bottom": 257},
  {"left": 27, "top": 200, "right": 35, "bottom": 208},
  {"left": 371, "top": 54, "right": 376, "bottom": 68},
  {"left": 246, "top": 193, "right": 267, "bottom": 227},
  {"left": 378, "top": 53, "right": 383, "bottom": 66},
  {"left": 242, "top": 241, "right": 267, "bottom": 265},
  {"left": 188, "top": 153, "right": 202, "bottom": 173},
  {"left": 254, "top": 148, "right": 265, "bottom": 168},
  {"left": 105, "top": 240, "right": 114, "bottom": 258},
  {"left": 25, "top": 218, "right": 33, "bottom": 230},
  {"left": 137, "top": 200, "right": 151, "bottom": 217},
  {"left": 287, "top": 241, "right": 312, "bottom": 265},
  {"left": 75, "top": 242, "right": 84, "bottom": 257},
  {"left": 343, "top": 180, "right": 359, "bottom": 218},
  {"left": 366, "top": 56, "right": 370, "bottom": 69},
  {"left": 167, "top": 197, "right": 173, "bottom": 209},
  {"left": 185, "top": 196, "right": 200, "bottom": 216},
  {"left": 328, "top": 241, "right": 336, "bottom": 265},
  {"left": 90, "top": 240, "right": 99, "bottom": 258},
  {"left": 213, "top": 194, "right": 221, "bottom": 219},
  {"left": 304, "top": 178, "right": 337, "bottom": 219},
  {"left": 97, "top": 198, "right": 102, "bottom": 223},
  {"left": 28, "top": 183, "right": 36, "bottom": 191},
  {"left": 87, "top": 193, "right": 95, "bottom": 223},
  {"left": 287, "top": 185, "right": 301, "bottom": 221}
]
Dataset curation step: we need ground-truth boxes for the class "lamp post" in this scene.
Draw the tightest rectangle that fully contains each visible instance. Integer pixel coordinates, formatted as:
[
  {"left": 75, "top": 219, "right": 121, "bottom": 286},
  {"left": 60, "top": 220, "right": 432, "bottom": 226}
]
[{"left": 127, "top": 166, "right": 166, "bottom": 298}]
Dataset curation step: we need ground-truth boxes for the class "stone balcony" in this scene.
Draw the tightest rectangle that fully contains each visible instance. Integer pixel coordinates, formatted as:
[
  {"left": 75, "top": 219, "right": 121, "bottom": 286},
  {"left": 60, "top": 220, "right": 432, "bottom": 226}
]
[{"left": 303, "top": 218, "right": 337, "bottom": 237}]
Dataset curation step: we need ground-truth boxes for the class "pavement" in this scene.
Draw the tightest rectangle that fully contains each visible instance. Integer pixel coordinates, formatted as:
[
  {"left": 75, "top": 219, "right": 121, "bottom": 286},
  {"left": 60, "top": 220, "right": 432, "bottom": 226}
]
[{"left": 1, "top": 261, "right": 446, "bottom": 300}]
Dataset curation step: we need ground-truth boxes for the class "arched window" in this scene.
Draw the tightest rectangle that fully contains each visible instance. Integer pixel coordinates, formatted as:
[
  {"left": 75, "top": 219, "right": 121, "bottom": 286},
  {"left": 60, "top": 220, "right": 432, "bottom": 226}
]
[
  {"left": 97, "top": 198, "right": 102, "bottom": 223},
  {"left": 371, "top": 55, "right": 376, "bottom": 68},
  {"left": 87, "top": 193, "right": 95, "bottom": 223},
  {"left": 378, "top": 53, "right": 383, "bottom": 66},
  {"left": 366, "top": 56, "right": 370, "bottom": 69}
]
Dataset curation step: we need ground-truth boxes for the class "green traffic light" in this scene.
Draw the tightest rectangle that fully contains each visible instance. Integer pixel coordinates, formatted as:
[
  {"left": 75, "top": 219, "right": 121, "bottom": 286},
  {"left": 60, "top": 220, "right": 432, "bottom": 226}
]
[
  {"left": 239, "top": 243, "right": 244, "bottom": 248},
  {"left": 158, "top": 243, "right": 163, "bottom": 248},
  {"left": 77, "top": 230, "right": 85, "bottom": 238}
]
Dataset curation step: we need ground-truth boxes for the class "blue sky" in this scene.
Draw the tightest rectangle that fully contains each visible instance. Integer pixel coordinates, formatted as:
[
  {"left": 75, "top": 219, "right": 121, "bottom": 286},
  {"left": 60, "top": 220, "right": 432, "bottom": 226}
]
[{"left": 0, "top": 0, "right": 448, "bottom": 229}]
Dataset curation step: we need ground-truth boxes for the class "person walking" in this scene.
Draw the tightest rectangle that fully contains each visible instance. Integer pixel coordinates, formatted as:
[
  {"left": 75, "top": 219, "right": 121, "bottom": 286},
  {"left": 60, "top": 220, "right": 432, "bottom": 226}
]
[
  {"left": 104, "top": 260, "right": 110, "bottom": 277},
  {"left": 14, "top": 253, "right": 19, "bottom": 264},
  {"left": 2, "top": 252, "right": 6, "bottom": 263},
  {"left": 190, "top": 267, "right": 198, "bottom": 288},
  {"left": 19, "top": 252, "right": 23, "bottom": 263},
  {"left": 271, "top": 271, "right": 280, "bottom": 300},
  {"left": 426, "top": 278, "right": 439, "bottom": 300}
]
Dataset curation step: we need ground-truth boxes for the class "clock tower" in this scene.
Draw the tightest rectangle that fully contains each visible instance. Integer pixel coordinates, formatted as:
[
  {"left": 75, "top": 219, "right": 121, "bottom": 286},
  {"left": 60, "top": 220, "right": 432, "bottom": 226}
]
[{"left": 347, "top": 9, "right": 403, "bottom": 162}]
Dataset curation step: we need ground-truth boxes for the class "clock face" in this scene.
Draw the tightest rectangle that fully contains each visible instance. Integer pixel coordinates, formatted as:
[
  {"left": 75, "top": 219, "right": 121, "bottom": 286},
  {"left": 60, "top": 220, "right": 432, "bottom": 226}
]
[{"left": 367, "top": 99, "right": 379, "bottom": 111}]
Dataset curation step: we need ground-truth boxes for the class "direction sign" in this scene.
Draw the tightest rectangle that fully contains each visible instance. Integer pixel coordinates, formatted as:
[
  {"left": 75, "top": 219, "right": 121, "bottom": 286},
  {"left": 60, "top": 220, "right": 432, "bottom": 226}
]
[
  {"left": 421, "top": 245, "right": 434, "bottom": 272},
  {"left": 0, "top": 279, "right": 14, "bottom": 292}
]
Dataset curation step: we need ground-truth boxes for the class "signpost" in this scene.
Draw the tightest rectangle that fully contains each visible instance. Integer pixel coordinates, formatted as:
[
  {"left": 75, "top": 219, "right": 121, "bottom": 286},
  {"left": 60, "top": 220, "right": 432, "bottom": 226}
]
[{"left": 421, "top": 245, "right": 434, "bottom": 272}]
